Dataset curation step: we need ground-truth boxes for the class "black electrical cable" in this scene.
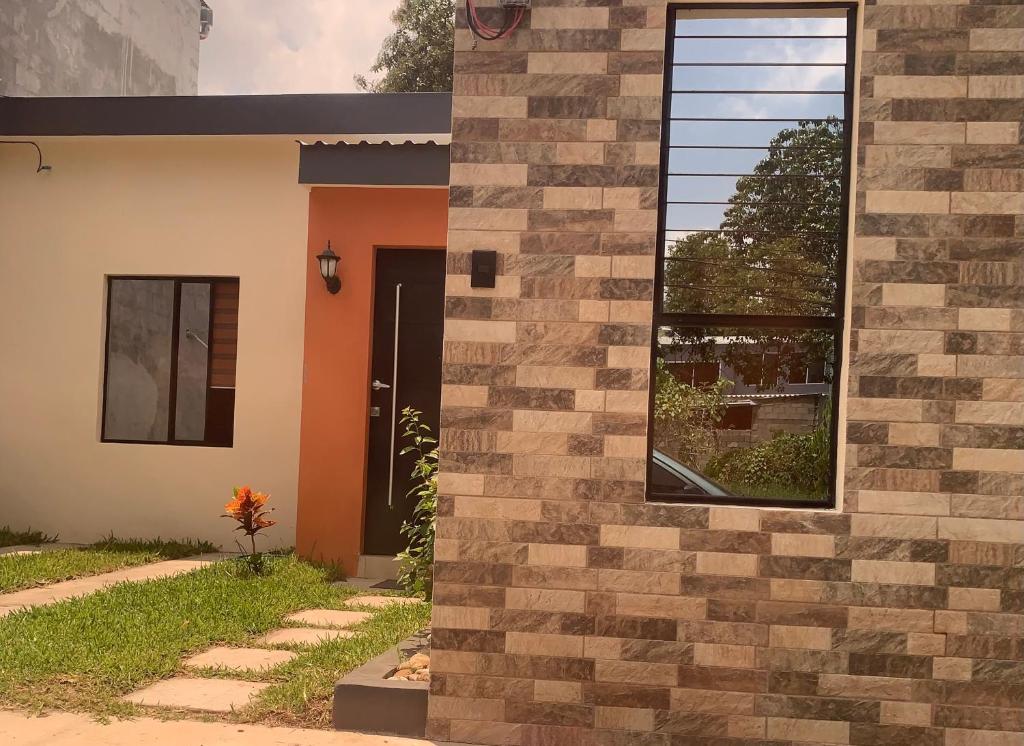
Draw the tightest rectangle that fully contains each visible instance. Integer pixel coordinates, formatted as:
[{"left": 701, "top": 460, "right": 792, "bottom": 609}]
[{"left": 0, "top": 140, "right": 51, "bottom": 172}]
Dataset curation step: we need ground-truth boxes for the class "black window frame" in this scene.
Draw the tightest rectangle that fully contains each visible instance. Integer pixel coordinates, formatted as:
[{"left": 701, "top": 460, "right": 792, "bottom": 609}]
[
  {"left": 647, "top": 1, "right": 857, "bottom": 508},
  {"left": 100, "top": 275, "right": 239, "bottom": 448}
]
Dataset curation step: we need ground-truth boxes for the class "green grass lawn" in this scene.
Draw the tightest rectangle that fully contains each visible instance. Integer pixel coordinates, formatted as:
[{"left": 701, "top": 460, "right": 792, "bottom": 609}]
[
  {"left": 0, "top": 526, "right": 55, "bottom": 548},
  {"left": 0, "top": 537, "right": 217, "bottom": 594},
  {"left": 0, "top": 555, "right": 429, "bottom": 727}
]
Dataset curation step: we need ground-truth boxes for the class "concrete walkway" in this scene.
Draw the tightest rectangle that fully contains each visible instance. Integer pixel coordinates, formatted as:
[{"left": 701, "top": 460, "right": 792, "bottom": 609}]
[
  {"left": 0, "top": 710, "right": 458, "bottom": 745},
  {"left": 0, "top": 555, "right": 223, "bottom": 618}
]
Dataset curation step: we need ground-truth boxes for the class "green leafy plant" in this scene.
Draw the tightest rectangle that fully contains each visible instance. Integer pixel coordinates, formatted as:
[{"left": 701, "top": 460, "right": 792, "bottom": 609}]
[
  {"left": 653, "top": 358, "right": 732, "bottom": 467},
  {"left": 705, "top": 403, "right": 833, "bottom": 500},
  {"left": 222, "top": 486, "right": 276, "bottom": 575},
  {"left": 395, "top": 407, "right": 437, "bottom": 600}
]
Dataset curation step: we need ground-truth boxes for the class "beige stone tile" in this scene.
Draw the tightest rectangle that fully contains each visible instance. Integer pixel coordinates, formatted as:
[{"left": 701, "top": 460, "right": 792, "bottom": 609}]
[
  {"left": 436, "top": 473, "right": 485, "bottom": 496},
  {"left": 444, "top": 319, "right": 517, "bottom": 343},
  {"left": 506, "top": 632, "right": 583, "bottom": 658},
  {"left": 848, "top": 398, "right": 923, "bottom": 423},
  {"left": 528, "top": 543, "right": 587, "bottom": 568},
  {"left": 587, "top": 119, "right": 618, "bottom": 142},
  {"left": 769, "top": 625, "right": 832, "bottom": 650},
  {"left": 857, "top": 491, "right": 950, "bottom": 516},
  {"left": 601, "top": 524, "right": 680, "bottom": 550},
  {"left": 616, "top": 593, "right": 704, "bottom": 619},
  {"left": 124, "top": 678, "right": 269, "bottom": 713},
  {"left": 880, "top": 283, "right": 945, "bottom": 307},
  {"left": 916, "top": 354, "right": 957, "bottom": 377},
  {"left": 959, "top": 308, "right": 1013, "bottom": 331},
  {"left": 766, "top": 717, "right": 849, "bottom": 745},
  {"left": 874, "top": 75, "right": 967, "bottom": 98},
  {"left": 528, "top": 52, "right": 608, "bottom": 75},
  {"left": 621, "top": 28, "right": 665, "bottom": 51},
  {"left": 284, "top": 609, "right": 370, "bottom": 628},
  {"left": 881, "top": 701, "right": 932, "bottom": 726},
  {"left": 603, "top": 187, "right": 642, "bottom": 210},
  {"left": 953, "top": 448, "right": 1024, "bottom": 472},
  {"left": 887, "top": 423, "right": 942, "bottom": 447},
  {"left": 607, "top": 345, "right": 650, "bottom": 368},
  {"left": 584, "top": 636, "right": 622, "bottom": 661},
  {"left": 543, "top": 186, "right": 603, "bottom": 210},
  {"left": 620, "top": 74, "right": 662, "bottom": 97},
  {"left": 854, "top": 237, "right": 897, "bottom": 260},
  {"left": 933, "top": 657, "right": 972, "bottom": 681},
  {"left": 873, "top": 121, "right": 965, "bottom": 145},
  {"left": 513, "top": 410, "right": 592, "bottom": 433},
  {"left": 514, "top": 454, "right": 591, "bottom": 478},
  {"left": 452, "top": 95, "right": 527, "bottom": 119},
  {"left": 556, "top": 142, "right": 606, "bottom": 165},
  {"left": 432, "top": 605, "right": 491, "bottom": 630},
  {"left": 256, "top": 627, "right": 354, "bottom": 647},
  {"left": 579, "top": 300, "right": 610, "bottom": 322},
  {"left": 969, "top": 75, "right": 1024, "bottom": 99},
  {"left": 851, "top": 514, "right": 937, "bottom": 539},
  {"left": 613, "top": 210, "right": 658, "bottom": 233},
  {"left": 429, "top": 695, "right": 504, "bottom": 722},
  {"left": 771, "top": 533, "right": 835, "bottom": 558},
  {"left": 864, "top": 145, "right": 951, "bottom": 169},
  {"left": 956, "top": 401, "right": 1024, "bottom": 425},
  {"left": 595, "top": 706, "right": 654, "bottom": 731},
  {"left": 770, "top": 578, "right": 825, "bottom": 603},
  {"left": 605, "top": 389, "right": 649, "bottom": 413},
  {"left": 818, "top": 674, "right": 912, "bottom": 701},
  {"left": 865, "top": 190, "right": 949, "bottom": 214},
  {"left": 708, "top": 507, "right": 760, "bottom": 532},
  {"left": 670, "top": 689, "right": 755, "bottom": 715},
  {"left": 496, "top": 431, "right": 568, "bottom": 455},
  {"left": 609, "top": 300, "right": 652, "bottom": 322},
  {"left": 728, "top": 717, "right": 767, "bottom": 740},
  {"left": 969, "top": 29, "right": 1024, "bottom": 51},
  {"left": 951, "top": 191, "right": 1024, "bottom": 215},
  {"left": 574, "top": 389, "right": 607, "bottom": 412},
  {"left": 531, "top": 6, "right": 609, "bottom": 29},
  {"left": 948, "top": 587, "right": 1001, "bottom": 611},
  {"left": 449, "top": 162, "right": 527, "bottom": 187},
  {"left": 535, "top": 680, "right": 582, "bottom": 704},
  {"left": 852, "top": 560, "right": 935, "bottom": 586},
  {"left": 456, "top": 496, "right": 542, "bottom": 521},
  {"left": 966, "top": 122, "right": 1020, "bottom": 144},
  {"left": 506, "top": 587, "right": 586, "bottom": 613},
  {"left": 611, "top": 255, "right": 655, "bottom": 279},
  {"left": 857, "top": 329, "right": 945, "bottom": 353},
  {"left": 984, "top": 379, "right": 1024, "bottom": 403},
  {"left": 448, "top": 229, "right": 521, "bottom": 253},
  {"left": 448, "top": 207, "right": 527, "bottom": 232},
  {"left": 946, "top": 729, "right": 1024, "bottom": 746},
  {"left": 935, "top": 611, "right": 968, "bottom": 635},
  {"left": 938, "top": 517, "right": 1024, "bottom": 544},
  {"left": 695, "top": 552, "right": 758, "bottom": 577},
  {"left": 604, "top": 435, "right": 648, "bottom": 458},
  {"left": 442, "top": 385, "right": 489, "bottom": 408},
  {"left": 183, "top": 647, "right": 296, "bottom": 673},
  {"left": 575, "top": 255, "right": 612, "bottom": 278}
]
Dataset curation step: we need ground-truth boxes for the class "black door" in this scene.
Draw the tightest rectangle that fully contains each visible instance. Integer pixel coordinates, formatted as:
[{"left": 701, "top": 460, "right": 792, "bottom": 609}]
[{"left": 363, "top": 249, "right": 446, "bottom": 556}]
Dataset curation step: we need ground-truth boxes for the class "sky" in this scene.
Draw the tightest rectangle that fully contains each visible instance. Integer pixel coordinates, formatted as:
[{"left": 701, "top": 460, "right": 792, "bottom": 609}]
[{"left": 198, "top": 0, "right": 402, "bottom": 95}]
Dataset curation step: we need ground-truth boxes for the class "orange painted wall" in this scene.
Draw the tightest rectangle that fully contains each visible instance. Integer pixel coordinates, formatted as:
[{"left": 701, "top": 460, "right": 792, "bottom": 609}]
[{"left": 297, "top": 187, "right": 449, "bottom": 575}]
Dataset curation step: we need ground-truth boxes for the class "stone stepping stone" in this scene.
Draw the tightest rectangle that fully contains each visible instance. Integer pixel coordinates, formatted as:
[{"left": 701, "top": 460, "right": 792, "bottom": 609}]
[
  {"left": 183, "top": 646, "right": 296, "bottom": 672},
  {"left": 257, "top": 627, "right": 354, "bottom": 647},
  {"left": 124, "top": 677, "right": 269, "bottom": 713},
  {"left": 344, "top": 595, "right": 424, "bottom": 609},
  {"left": 285, "top": 609, "right": 370, "bottom": 628}
]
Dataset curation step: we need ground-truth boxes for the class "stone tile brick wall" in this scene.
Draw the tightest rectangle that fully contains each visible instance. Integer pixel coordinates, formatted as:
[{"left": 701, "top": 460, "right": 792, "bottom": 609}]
[{"left": 430, "top": 1, "right": 1024, "bottom": 744}]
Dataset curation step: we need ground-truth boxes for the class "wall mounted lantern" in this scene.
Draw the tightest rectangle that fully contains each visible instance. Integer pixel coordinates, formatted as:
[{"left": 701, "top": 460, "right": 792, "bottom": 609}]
[{"left": 316, "top": 241, "right": 341, "bottom": 294}]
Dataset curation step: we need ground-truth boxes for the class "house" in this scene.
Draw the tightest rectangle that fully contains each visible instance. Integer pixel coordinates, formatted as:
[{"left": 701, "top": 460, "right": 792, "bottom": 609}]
[{"left": 0, "top": 93, "right": 452, "bottom": 577}]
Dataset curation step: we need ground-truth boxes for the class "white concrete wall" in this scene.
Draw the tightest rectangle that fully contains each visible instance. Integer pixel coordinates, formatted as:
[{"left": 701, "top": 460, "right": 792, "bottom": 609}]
[
  {"left": 0, "top": 0, "right": 199, "bottom": 95},
  {"left": 0, "top": 137, "right": 309, "bottom": 550}
]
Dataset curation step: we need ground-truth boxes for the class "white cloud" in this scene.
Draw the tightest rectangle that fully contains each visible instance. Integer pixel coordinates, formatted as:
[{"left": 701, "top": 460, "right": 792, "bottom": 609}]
[{"left": 199, "top": 0, "right": 402, "bottom": 95}]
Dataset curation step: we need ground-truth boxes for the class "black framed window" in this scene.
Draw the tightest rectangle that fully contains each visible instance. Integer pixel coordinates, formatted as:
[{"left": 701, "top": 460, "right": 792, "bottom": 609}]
[
  {"left": 101, "top": 276, "right": 239, "bottom": 447},
  {"left": 648, "top": 3, "right": 855, "bottom": 507}
]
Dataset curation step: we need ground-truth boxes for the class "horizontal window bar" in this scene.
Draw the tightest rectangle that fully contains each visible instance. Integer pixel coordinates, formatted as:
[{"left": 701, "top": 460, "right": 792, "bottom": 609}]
[
  {"left": 670, "top": 117, "right": 841, "bottom": 122},
  {"left": 669, "top": 144, "right": 844, "bottom": 150},
  {"left": 673, "top": 62, "right": 846, "bottom": 67},
  {"left": 671, "top": 89, "right": 847, "bottom": 95},
  {"left": 667, "top": 172, "right": 842, "bottom": 178},
  {"left": 666, "top": 201, "right": 839, "bottom": 207},
  {"left": 655, "top": 313, "right": 841, "bottom": 329},
  {"left": 675, "top": 34, "right": 847, "bottom": 39},
  {"left": 664, "top": 229, "right": 843, "bottom": 237}
]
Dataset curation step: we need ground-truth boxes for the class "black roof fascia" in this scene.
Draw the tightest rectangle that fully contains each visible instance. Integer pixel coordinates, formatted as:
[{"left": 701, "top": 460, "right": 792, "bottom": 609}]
[
  {"left": 0, "top": 93, "right": 453, "bottom": 137},
  {"left": 298, "top": 142, "right": 450, "bottom": 187}
]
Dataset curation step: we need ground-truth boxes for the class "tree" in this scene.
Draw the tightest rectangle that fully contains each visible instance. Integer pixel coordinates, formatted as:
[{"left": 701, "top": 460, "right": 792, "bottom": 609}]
[
  {"left": 652, "top": 358, "right": 731, "bottom": 468},
  {"left": 662, "top": 119, "right": 843, "bottom": 389},
  {"left": 355, "top": 0, "right": 454, "bottom": 93}
]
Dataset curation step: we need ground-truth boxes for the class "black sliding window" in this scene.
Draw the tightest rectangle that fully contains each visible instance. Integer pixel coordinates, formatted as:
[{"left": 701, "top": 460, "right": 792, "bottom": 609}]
[
  {"left": 101, "top": 276, "right": 239, "bottom": 447},
  {"left": 648, "top": 3, "right": 856, "bottom": 507}
]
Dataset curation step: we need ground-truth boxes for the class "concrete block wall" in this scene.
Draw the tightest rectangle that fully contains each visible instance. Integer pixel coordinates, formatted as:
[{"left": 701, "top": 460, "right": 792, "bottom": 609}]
[{"left": 430, "top": 1, "right": 1024, "bottom": 744}]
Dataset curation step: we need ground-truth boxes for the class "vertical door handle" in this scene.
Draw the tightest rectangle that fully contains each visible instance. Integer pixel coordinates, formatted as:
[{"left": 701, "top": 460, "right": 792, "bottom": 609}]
[{"left": 387, "top": 283, "right": 402, "bottom": 508}]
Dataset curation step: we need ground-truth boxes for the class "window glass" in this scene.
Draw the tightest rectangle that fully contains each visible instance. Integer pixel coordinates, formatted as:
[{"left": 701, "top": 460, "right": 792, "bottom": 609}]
[
  {"left": 650, "top": 5, "right": 853, "bottom": 506},
  {"left": 102, "top": 277, "right": 238, "bottom": 446}
]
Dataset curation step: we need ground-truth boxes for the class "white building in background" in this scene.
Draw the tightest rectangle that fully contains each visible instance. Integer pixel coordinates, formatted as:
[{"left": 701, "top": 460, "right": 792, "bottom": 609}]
[{"left": 0, "top": 0, "right": 212, "bottom": 96}]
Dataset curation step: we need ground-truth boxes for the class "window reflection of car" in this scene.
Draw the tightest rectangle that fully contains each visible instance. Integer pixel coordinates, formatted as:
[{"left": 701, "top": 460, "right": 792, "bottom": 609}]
[{"left": 651, "top": 449, "right": 733, "bottom": 498}]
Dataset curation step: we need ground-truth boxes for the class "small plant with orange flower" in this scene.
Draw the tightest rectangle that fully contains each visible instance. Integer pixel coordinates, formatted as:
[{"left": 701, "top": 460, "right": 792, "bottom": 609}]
[{"left": 222, "top": 486, "right": 276, "bottom": 574}]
